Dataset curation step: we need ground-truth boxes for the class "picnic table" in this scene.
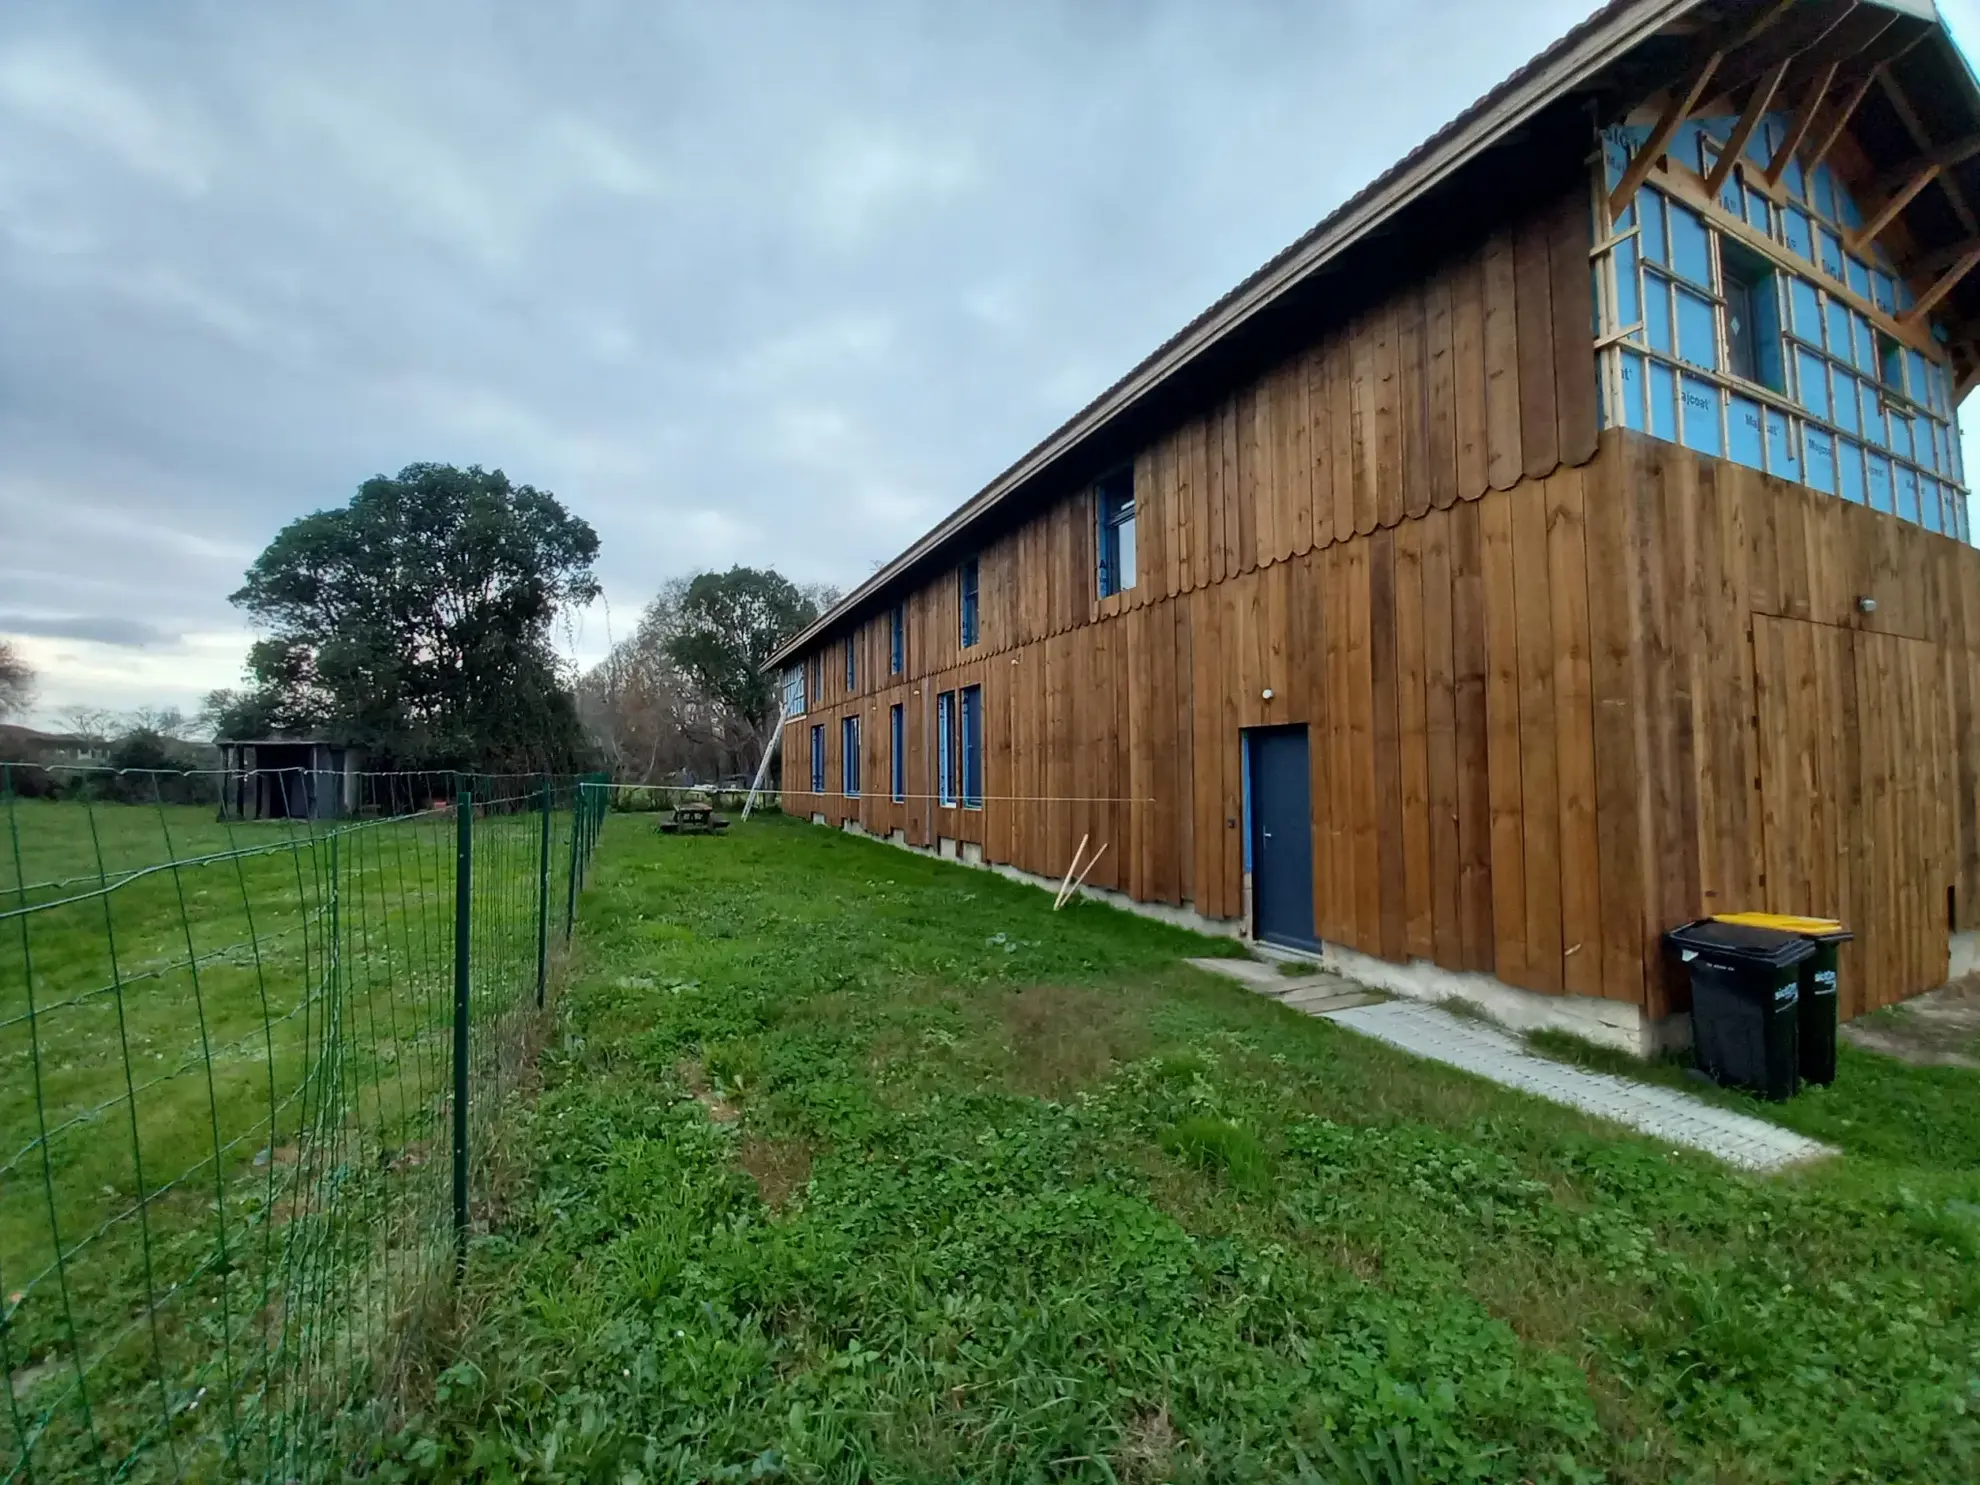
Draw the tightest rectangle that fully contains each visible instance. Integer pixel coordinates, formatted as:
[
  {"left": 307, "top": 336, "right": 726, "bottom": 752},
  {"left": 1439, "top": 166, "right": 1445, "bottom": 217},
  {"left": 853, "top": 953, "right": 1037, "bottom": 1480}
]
[{"left": 658, "top": 796, "right": 729, "bottom": 834}]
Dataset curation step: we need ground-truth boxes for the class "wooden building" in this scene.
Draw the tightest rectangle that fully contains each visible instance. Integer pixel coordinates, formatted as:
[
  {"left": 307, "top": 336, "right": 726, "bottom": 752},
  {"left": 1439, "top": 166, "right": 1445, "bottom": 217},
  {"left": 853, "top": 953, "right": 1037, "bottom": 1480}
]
[{"left": 770, "top": 0, "right": 1980, "bottom": 1048}]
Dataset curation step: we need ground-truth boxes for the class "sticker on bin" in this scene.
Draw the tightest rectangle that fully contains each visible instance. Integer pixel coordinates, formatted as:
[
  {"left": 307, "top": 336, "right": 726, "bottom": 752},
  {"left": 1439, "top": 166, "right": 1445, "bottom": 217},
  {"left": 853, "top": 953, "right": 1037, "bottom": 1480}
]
[
  {"left": 1774, "top": 984, "right": 1799, "bottom": 1005},
  {"left": 1814, "top": 970, "right": 1836, "bottom": 991}
]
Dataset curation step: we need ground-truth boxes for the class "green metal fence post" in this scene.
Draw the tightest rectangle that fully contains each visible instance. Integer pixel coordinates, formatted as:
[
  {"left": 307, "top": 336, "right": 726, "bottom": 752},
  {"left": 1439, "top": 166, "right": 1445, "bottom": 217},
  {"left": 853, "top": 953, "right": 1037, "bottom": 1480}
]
[
  {"left": 564, "top": 780, "right": 582, "bottom": 943},
  {"left": 452, "top": 788, "right": 472, "bottom": 1276},
  {"left": 535, "top": 777, "right": 551, "bottom": 1009}
]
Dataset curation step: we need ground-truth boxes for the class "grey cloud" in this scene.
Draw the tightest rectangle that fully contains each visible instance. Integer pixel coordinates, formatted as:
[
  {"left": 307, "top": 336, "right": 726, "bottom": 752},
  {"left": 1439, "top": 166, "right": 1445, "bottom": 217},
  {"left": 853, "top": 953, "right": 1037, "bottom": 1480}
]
[
  {"left": 0, "top": 613, "right": 174, "bottom": 647},
  {"left": 18, "top": 0, "right": 1948, "bottom": 720}
]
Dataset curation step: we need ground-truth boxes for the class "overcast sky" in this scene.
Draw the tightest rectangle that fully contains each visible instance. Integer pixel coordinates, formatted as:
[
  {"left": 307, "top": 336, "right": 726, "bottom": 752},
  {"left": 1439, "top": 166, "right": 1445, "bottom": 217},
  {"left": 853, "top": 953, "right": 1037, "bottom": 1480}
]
[{"left": 5, "top": 0, "right": 1979, "bottom": 727}]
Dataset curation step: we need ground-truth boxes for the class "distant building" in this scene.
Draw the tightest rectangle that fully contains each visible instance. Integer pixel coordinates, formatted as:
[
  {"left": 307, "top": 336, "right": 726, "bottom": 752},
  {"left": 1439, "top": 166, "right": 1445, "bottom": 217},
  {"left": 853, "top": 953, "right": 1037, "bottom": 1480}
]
[{"left": 217, "top": 738, "right": 363, "bottom": 821}]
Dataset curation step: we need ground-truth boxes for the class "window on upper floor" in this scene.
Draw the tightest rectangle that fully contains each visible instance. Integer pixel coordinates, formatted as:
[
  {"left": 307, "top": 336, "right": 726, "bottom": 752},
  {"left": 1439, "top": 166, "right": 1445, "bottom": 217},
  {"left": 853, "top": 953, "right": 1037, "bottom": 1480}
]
[
  {"left": 1720, "top": 240, "right": 1784, "bottom": 394},
  {"left": 1096, "top": 467, "right": 1136, "bottom": 597},
  {"left": 845, "top": 635, "right": 856, "bottom": 693},
  {"left": 890, "top": 603, "right": 905, "bottom": 674},
  {"left": 782, "top": 665, "right": 806, "bottom": 717},
  {"left": 959, "top": 559, "right": 979, "bottom": 648}
]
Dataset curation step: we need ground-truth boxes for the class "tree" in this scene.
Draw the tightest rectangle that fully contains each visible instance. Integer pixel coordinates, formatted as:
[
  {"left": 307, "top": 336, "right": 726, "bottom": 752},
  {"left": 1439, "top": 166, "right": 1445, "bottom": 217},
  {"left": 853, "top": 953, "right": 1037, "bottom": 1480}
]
[
  {"left": 0, "top": 639, "right": 32, "bottom": 720},
  {"left": 228, "top": 463, "right": 600, "bottom": 772},
  {"left": 664, "top": 568, "right": 829, "bottom": 776}
]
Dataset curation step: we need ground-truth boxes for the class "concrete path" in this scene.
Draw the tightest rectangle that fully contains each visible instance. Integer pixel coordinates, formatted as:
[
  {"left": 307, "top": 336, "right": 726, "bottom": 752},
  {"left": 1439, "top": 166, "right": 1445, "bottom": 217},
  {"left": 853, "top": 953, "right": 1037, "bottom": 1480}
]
[{"left": 1188, "top": 958, "right": 1835, "bottom": 1172}]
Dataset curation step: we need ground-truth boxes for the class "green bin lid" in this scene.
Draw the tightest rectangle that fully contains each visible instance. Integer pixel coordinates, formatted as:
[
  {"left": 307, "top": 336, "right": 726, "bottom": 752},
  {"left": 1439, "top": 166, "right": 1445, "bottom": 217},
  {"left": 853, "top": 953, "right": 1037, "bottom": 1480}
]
[{"left": 1665, "top": 918, "right": 1817, "bottom": 971}]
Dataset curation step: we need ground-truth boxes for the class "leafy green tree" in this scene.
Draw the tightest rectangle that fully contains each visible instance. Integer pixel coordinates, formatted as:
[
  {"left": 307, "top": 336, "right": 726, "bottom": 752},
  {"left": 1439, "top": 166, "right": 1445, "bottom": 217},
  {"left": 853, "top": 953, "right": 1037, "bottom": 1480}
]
[
  {"left": 664, "top": 567, "right": 828, "bottom": 774},
  {"left": 228, "top": 463, "right": 600, "bottom": 772}
]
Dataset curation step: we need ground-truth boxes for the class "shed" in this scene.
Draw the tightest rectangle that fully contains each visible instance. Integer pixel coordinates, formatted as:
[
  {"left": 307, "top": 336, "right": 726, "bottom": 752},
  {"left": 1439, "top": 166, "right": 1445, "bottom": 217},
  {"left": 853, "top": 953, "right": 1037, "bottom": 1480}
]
[{"left": 217, "top": 738, "right": 363, "bottom": 821}]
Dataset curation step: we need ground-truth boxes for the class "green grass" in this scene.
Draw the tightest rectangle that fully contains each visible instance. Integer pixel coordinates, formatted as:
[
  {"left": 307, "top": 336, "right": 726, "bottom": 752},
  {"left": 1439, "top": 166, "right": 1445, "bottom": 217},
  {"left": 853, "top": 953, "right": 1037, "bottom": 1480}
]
[
  {"left": 1, "top": 794, "right": 570, "bottom": 1480},
  {"left": 379, "top": 816, "right": 1980, "bottom": 1484}
]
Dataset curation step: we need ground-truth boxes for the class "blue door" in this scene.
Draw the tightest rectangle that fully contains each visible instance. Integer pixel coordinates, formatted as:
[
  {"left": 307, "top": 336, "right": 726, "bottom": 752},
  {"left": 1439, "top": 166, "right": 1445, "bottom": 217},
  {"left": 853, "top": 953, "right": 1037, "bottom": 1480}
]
[{"left": 1248, "top": 726, "right": 1316, "bottom": 951}]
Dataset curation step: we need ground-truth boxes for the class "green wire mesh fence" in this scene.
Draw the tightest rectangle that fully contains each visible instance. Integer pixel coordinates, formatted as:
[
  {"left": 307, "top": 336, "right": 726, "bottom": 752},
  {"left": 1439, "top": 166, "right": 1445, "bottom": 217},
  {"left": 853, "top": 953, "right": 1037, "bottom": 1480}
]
[{"left": 0, "top": 766, "right": 610, "bottom": 1483}]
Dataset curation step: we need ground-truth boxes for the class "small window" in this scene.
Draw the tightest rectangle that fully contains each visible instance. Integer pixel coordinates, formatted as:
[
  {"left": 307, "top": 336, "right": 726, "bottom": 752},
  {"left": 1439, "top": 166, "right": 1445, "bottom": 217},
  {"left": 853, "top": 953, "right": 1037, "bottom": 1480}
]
[
  {"left": 841, "top": 715, "right": 860, "bottom": 797},
  {"left": 890, "top": 703, "right": 905, "bottom": 802},
  {"left": 845, "top": 636, "right": 856, "bottom": 693},
  {"left": 890, "top": 603, "right": 905, "bottom": 675},
  {"left": 959, "top": 560, "right": 979, "bottom": 648},
  {"left": 1878, "top": 333, "right": 1907, "bottom": 396},
  {"left": 936, "top": 691, "right": 956, "bottom": 805},
  {"left": 1721, "top": 242, "right": 1783, "bottom": 393},
  {"left": 960, "top": 685, "right": 983, "bottom": 808},
  {"left": 809, "top": 724, "right": 825, "bottom": 794},
  {"left": 1096, "top": 467, "right": 1136, "bottom": 597}
]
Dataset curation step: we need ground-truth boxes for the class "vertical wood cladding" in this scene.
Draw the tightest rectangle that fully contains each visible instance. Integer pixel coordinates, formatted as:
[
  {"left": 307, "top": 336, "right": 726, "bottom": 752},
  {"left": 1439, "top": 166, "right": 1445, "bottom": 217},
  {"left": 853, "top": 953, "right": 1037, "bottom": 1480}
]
[{"left": 781, "top": 181, "right": 1980, "bottom": 1019}]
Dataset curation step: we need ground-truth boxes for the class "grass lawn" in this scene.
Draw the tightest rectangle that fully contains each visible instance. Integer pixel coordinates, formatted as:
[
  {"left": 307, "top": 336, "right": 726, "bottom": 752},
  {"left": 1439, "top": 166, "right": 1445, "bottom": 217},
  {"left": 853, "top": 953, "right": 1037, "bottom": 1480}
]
[
  {"left": 1, "top": 795, "right": 561, "bottom": 1481},
  {"left": 386, "top": 813, "right": 1980, "bottom": 1484}
]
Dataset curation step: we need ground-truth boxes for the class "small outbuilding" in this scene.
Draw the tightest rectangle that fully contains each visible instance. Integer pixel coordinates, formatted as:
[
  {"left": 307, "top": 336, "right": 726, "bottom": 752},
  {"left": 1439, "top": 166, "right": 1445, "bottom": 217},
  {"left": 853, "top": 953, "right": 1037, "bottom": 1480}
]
[{"left": 217, "top": 737, "right": 363, "bottom": 821}]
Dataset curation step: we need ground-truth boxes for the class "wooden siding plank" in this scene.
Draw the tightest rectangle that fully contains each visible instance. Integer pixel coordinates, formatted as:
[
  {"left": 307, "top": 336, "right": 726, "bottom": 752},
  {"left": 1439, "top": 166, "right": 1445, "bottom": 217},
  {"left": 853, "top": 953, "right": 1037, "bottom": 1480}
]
[
  {"left": 1289, "top": 353, "right": 1315, "bottom": 557},
  {"left": 1346, "top": 537, "right": 1381, "bottom": 949},
  {"left": 1483, "top": 229, "right": 1523, "bottom": 492},
  {"left": 1551, "top": 183, "right": 1600, "bottom": 466},
  {"left": 1421, "top": 507, "right": 1464, "bottom": 971},
  {"left": 1426, "top": 269, "right": 1460, "bottom": 511},
  {"left": 1238, "top": 384, "right": 1263, "bottom": 574},
  {"left": 1451, "top": 498, "right": 1496, "bottom": 971},
  {"left": 1395, "top": 517, "right": 1434, "bottom": 959},
  {"left": 1453, "top": 248, "right": 1490, "bottom": 500},
  {"left": 1375, "top": 304, "right": 1405, "bottom": 530},
  {"left": 1481, "top": 486, "right": 1529, "bottom": 984},
  {"left": 1547, "top": 465, "right": 1603, "bottom": 998},
  {"left": 1370, "top": 528, "right": 1408, "bottom": 959},
  {"left": 1306, "top": 349, "right": 1334, "bottom": 550},
  {"left": 1511, "top": 478, "right": 1564, "bottom": 994},
  {"left": 1584, "top": 441, "right": 1647, "bottom": 1006},
  {"left": 1401, "top": 286, "right": 1432, "bottom": 521},
  {"left": 1332, "top": 337, "right": 1358, "bottom": 545},
  {"left": 1515, "top": 208, "right": 1560, "bottom": 480}
]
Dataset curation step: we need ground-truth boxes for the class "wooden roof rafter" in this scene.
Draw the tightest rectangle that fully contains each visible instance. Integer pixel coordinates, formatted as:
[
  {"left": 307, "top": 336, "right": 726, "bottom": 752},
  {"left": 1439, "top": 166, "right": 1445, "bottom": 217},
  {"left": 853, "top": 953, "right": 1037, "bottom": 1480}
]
[
  {"left": 1901, "top": 244, "right": 1980, "bottom": 330},
  {"left": 1606, "top": 0, "right": 1807, "bottom": 218},
  {"left": 1850, "top": 162, "right": 1942, "bottom": 255},
  {"left": 1763, "top": 59, "right": 1840, "bottom": 186},
  {"left": 1704, "top": 56, "right": 1791, "bottom": 196}
]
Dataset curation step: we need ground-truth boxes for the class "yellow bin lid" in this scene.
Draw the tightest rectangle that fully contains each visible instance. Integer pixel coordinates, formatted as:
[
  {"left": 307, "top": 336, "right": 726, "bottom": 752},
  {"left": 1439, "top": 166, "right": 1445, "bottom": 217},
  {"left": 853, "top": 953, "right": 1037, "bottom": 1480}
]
[{"left": 1711, "top": 911, "right": 1846, "bottom": 936}]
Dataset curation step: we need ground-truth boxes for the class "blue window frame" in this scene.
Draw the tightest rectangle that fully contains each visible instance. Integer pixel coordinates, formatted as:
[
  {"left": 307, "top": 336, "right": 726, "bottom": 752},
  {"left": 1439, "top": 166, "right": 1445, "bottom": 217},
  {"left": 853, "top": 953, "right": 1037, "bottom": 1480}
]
[
  {"left": 936, "top": 691, "right": 956, "bottom": 805},
  {"left": 845, "top": 637, "right": 856, "bottom": 693},
  {"left": 959, "top": 560, "right": 979, "bottom": 648},
  {"left": 809, "top": 724, "right": 824, "bottom": 793},
  {"left": 960, "top": 685, "right": 983, "bottom": 808},
  {"left": 890, "top": 603, "right": 905, "bottom": 674},
  {"left": 889, "top": 703, "right": 905, "bottom": 802},
  {"left": 1096, "top": 467, "right": 1136, "bottom": 596},
  {"left": 782, "top": 665, "right": 806, "bottom": 716},
  {"left": 841, "top": 715, "right": 860, "bottom": 797}
]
